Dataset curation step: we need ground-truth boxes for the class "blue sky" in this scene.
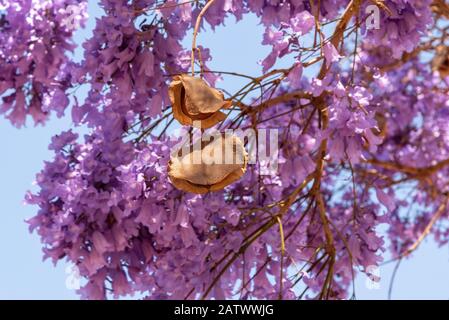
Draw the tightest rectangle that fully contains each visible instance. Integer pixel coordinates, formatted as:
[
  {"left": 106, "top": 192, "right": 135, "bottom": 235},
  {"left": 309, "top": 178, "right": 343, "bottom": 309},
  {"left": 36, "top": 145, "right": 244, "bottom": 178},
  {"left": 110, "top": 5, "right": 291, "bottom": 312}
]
[{"left": 1, "top": 2, "right": 448, "bottom": 300}]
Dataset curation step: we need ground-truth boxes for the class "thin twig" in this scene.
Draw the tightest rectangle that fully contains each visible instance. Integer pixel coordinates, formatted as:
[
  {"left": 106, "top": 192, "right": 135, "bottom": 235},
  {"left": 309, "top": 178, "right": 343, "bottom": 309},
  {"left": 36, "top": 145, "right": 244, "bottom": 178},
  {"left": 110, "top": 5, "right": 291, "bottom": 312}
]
[{"left": 191, "top": 0, "right": 217, "bottom": 75}]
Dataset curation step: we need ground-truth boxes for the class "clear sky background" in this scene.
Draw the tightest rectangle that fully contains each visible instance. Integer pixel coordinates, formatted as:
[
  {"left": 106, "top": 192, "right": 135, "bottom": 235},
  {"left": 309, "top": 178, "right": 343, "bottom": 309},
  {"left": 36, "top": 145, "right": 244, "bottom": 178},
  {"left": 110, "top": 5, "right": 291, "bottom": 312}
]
[{"left": 1, "top": 2, "right": 449, "bottom": 300}]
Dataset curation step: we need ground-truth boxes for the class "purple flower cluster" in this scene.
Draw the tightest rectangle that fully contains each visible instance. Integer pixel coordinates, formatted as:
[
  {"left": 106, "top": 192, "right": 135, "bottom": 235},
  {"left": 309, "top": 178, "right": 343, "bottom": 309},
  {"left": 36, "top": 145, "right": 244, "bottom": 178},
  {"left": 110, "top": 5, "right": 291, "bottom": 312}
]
[
  {"left": 361, "top": 0, "right": 433, "bottom": 58},
  {"left": 28, "top": 119, "right": 390, "bottom": 299},
  {"left": 0, "top": 0, "right": 87, "bottom": 126},
  {"left": 17, "top": 0, "right": 449, "bottom": 300}
]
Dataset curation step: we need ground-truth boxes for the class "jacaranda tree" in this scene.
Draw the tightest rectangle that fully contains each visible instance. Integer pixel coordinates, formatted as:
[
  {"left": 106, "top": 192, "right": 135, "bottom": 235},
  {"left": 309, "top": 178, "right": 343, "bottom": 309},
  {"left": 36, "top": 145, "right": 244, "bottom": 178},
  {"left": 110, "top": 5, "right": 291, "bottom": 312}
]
[{"left": 2, "top": 0, "right": 449, "bottom": 299}]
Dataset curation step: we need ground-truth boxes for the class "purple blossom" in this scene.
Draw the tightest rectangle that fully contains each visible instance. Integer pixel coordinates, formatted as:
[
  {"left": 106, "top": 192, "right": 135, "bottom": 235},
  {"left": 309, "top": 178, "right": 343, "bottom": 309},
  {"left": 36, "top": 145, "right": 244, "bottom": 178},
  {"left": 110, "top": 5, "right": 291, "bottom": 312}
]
[{"left": 16, "top": 0, "right": 449, "bottom": 301}]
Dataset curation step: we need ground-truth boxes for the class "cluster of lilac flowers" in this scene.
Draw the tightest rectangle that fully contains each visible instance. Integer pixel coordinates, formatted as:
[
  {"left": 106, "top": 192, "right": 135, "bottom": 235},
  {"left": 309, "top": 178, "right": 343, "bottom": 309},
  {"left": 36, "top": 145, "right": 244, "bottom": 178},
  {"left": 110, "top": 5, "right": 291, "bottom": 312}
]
[
  {"left": 5, "top": 0, "right": 447, "bottom": 299},
  {"left": 0, "top": 0, "right": 87, "bottom": 126},
  {"left": 361, "top": 0, "right": 433, "bottom": 58}
]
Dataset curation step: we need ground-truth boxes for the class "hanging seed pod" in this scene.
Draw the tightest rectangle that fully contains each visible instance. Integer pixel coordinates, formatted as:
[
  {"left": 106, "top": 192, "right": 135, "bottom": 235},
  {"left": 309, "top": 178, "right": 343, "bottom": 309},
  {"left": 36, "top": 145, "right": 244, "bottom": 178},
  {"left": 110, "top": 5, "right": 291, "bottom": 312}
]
[
  {"left": 432, "top": 45, "right": 449, "bottom": 78},
  {"left": 168, "top": 134, "right": 247, "bottom": 194},
  {"left": 168, "top": 74, "right": 232, "bottom": 129}
]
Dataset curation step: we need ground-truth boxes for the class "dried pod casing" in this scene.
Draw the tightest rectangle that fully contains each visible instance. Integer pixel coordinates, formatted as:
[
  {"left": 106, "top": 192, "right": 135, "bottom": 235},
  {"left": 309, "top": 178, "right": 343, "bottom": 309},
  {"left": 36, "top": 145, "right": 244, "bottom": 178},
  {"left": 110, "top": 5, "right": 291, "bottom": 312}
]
[
  {"left": 168, "top": 134, "right": 247, "bottom": 194},
  {"left": 168, "top": 75, "right": 232, "bottom": 129}
]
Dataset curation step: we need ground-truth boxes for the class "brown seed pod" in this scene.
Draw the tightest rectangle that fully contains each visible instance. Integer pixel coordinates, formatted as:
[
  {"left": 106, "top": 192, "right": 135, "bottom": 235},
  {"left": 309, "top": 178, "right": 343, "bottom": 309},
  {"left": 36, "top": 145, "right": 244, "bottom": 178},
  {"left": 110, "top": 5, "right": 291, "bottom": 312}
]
[
  {"left": 168, "top": 134, "right": 247, "bottom": 194},
  {"left": 168, "top": 74, "right": 232, "bottom": 129},
  {"left": 432, "top": 45, "right": 449, "bottom": 78}
]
